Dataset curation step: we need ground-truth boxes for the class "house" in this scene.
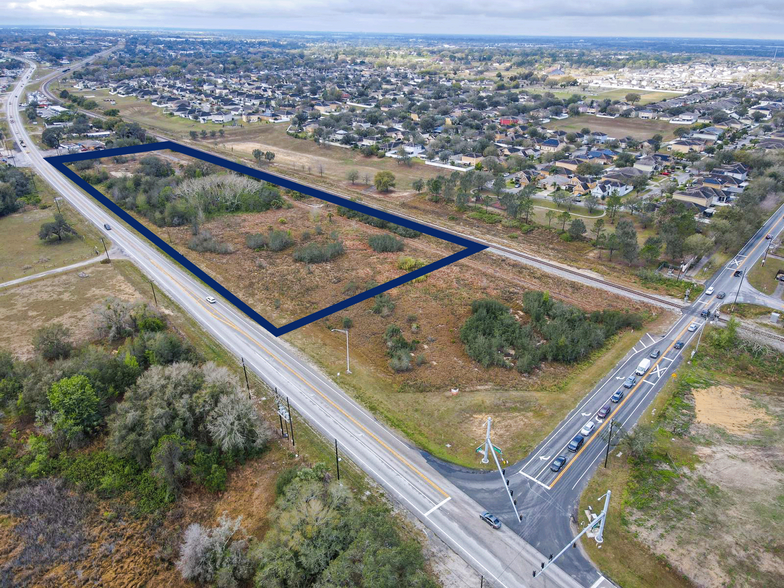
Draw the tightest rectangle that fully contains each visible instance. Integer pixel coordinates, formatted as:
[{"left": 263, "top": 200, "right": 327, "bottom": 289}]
[
  {"left": 605, "top": 167, "right": 646, "bottom": 183},
  {"left": 634, "top": 156, "right": 660, "bottom": 175},
  {"left": 690, "top": 126, "right": 724, "bottom": 142},
  {"left": 539, "top": 138, "right": 562, "bottom": 153},
  {"left": 554, "top": 159, "right": 580, "bottom": 172},
  {"left": 591, "top": 179, "right": 632, "bottom": 199},
  {"left": 462, "top": 153, "right": 484, "bottom": 166},
  {"left": 669, "top": 111, "right": 700, "bottom": 125},
  {"left": 714, "top": 163, "right": 748, "bottom": 182},
  {"left": 670, "top": 139, "right": 706, "bottom": 153},
  {"left": 673, "top": 186, "right": 731, "bottom": 210}
]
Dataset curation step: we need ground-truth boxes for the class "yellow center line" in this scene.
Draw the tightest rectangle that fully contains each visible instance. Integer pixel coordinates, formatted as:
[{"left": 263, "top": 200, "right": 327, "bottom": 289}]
[{"left": 146, "top": 257, "right": 450, "bottom": 499}]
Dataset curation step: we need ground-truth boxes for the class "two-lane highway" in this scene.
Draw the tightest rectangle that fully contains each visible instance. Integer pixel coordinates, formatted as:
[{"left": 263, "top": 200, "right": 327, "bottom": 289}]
[{"left": 5, "top": 57, "right": 587, "bottom": 588}]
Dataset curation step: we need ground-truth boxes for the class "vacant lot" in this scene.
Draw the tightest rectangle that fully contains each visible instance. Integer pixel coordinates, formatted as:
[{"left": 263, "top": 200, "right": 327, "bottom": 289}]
[
  {"left": 582, "top": 326, "right": 784, "bottom": 588},
  {"left": 546, "top": 114, "right": 676, "bottom": 141},
  {"left": 0, "top": 176, "right": 102, "bottom": 283},
  {"left": 748, "top": 254, "right": 784, "bottom": 296}
]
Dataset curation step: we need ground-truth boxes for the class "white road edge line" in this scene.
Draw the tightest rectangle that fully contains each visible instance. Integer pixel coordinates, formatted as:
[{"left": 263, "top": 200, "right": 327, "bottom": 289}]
[
  {"left": 424, "top": 496, "right": 452, "bottom": 517},
  {"left": 647, "top": 333, "right": 656, "bottom": 343},
  {"left": 589, "top": 576, "right": 608, "bottom": 588},
  {"left": 521, "top": 471, "right": 553, "bottom": 491}
]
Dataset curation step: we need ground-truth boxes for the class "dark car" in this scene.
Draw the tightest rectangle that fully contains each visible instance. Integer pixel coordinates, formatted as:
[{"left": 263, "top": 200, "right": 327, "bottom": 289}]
[
  {"left": 597, "top": 405, "right": 611, "bottom": 420},
  {"left": 649, "top": 348, "right": 661, "bottom": 359},
  {"left": 480, "top": 512, "right": 502, "bottom": 529},
  {"left": 623, "top": 375, "right": 637, "bottom": 389},
  {"left": 550, "top": 455, "right": 567, "bottom": 472},
  {"left": 611, "top": 389, "right": 624, "bottom": 403},
  {"left": 103, "top": 223, "right": 111, "bottom": 230},
  {"left": 700, "top": 309, "right": 710, "bottom": 318},
  {"left": 716, "top": 291, "right": 726, "bottom": 299},
  {"left": 734, "top": 270, "right": 743, "bottom": 277},
  {"left": 674, "top": 340, "right": 685, "bottom": 350},
  {"left": 568, "top": 434, "right": 585, "bottom": 452},
  {"left": 766, "top": 234, "right": 773, "bottom": 240}
]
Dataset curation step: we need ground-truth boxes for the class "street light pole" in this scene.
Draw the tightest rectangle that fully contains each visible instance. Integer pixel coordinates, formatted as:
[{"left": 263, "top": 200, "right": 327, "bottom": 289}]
[
  {"left": 604, "top": 420, "right": 614, "bottom": 468},
  {"left": 331, "top": 328, "right": 351, "bottom": 374},
  {"left": 100, "top": 237, "right": 110, "bottom": 263}
]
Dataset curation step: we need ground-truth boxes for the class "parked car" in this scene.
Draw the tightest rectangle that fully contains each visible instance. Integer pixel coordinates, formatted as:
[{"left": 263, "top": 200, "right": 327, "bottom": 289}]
[
  {"left": 103, "top": 223, "right": 111, "bottom": 230},
  {"left": 611, "top": 389, "right": 624, "bottom": 403},
  {"left": 649, "top": 348, "right": 661, "bottom": 359},
  {"left": 688, "top": 322, "right": 698, "bottom": 332},
  {"left": 674, "top": 340, "right": 685, "bottom": 349},
  {"left": 597, "top": 405, "right": 611, "bottom": 420},
  {"left": 716, "top": 291, "right": 726, "bottom": 299},
  {"left": 205, "top": 296, "right": 217, "bottom": 304},
  {"left": 705, "top": 286, "right": 715, "bottom": 295},
  {"left": 568, "top": 434, "right": 585, "bottom": 452},
  {"left": 480, "top": 512, "right": 502, "bottom": 529},
  {"left": 623, "top": 375, "right": 637, "bottom": 389},
  {"left": 580, "top": 421, "right": 596, "bottom": 436},
  {"left": 550, "top": 455, "right": 567, "bottom": 472}
]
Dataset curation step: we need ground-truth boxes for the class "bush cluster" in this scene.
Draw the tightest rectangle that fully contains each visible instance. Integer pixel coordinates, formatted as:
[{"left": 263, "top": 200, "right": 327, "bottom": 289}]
[
  {"left": 337, "top": 205, "right": 420, "bottom": 238},
  {"left": 293, "top": 240, "right": 345, "bottom": 263},
  {"left": 188, "top": 230, "right": 233, "bottom": 254},
  {"left": 368, "top": 233, "right": 404, "bottom": 253}
]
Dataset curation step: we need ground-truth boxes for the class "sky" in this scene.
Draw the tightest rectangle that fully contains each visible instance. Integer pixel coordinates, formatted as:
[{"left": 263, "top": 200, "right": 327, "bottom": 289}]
[{"left": 3, "top": 0, "right": 784, "bottom": 40}]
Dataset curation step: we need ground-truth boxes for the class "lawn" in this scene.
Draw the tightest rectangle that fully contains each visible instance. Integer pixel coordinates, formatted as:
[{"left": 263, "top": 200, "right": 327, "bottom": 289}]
[
  {"left": 0, "top": 175, "right": 103, "bottom": 283},
  {"left": 545, "top": 114, "right": 676, "bottom": 141},
  {"left": 747, "top": 255, "right": 784, "bottom": 296}
]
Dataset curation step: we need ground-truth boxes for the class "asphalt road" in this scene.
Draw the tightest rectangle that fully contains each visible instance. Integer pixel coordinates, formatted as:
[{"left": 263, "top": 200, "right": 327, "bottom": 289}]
[
  {"left": 6, "top": 57, "right": 590, "bottom": 588},
  {"left": 427, "top": 199, "right": 784, "bottom": 584}
]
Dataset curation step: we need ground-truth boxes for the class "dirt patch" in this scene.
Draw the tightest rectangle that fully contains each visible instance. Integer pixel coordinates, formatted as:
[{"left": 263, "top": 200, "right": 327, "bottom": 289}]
[
  {"left": 0, "top": 264, "right": 141, "bottom": 360},
  {"left": 692, "top": 385, "right": 774, "bottom": 434}
]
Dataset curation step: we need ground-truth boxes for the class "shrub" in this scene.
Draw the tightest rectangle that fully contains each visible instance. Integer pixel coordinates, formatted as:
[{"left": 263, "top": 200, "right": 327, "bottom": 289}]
[
  {"left": 293, "top": 241, "right": 345, "bottom": 264},
  {"left": 336, "top": 206, "right": 420, "bottom": 238},
  {"left": 397, "top": 256, "right": 426, "bottom": 271},
  {"left": 371, "top": 293, "right": 395, "bottom": 316},
  {"left": 245, "top": 233, "right": 267, "bottom": 250},
  {"left": 48, "top": 375, "right": 103, "bottom": 445},
  {"left": 368, "top": 234, "right": 404, "bottom": 253},
  {"left": 177, "top": 514, "right": 252, "bottom": 585},
  {"left": 32, "top": 323, "right": 73, "bottom": 360},
  {"left": 389, "top": 350, "right": 412, "bottom": 372},
  {"left": 188, "top": 230, "right": 233, "bottom": 254},
  {"left": 268, "top": 229, "right": 293, "bottom": 251},
  {"left": 342, "top": 317, "right": 353, "bottom": 329}
]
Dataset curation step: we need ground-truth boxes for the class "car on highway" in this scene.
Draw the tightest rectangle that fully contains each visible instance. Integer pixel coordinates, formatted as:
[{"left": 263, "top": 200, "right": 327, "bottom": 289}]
[
  {"left": 716, "top": 291, "right": 726, "bottom": 299},
  {"left": 688, "top": 322, "right": 698, "bottom": 332},
  {"left": 649, "top": 348, "right": 661, "bottom": 359},
  {"left": 611, "top": 389, "right": 624, "bottom": 403},
  {"left": 597, "top": 405, "right": 611, "bottom": 420},
  {"left": 550, "top": 456, "right": 567, "bottom": 472},
  {"left": 705, "top": 286, "right": 715, "bottom": 295},
  {"left": 205, "top": 296, "right": 217, "bottom": 304},
  {"left": 580, "top": 421, "right": 596, "bottom": 436},
  {"left": 480, "top": 512, "right": 502, "bottom": 529},
  {"left": 623, "top": 375, "right": 637, "bottom": 388},
  {"left": 700, "top": 309, "right": 710, "bottom": 318},
  {"left": 567, "top": 434, "right": 584, "bottom": 452},
  {"left": 734, "top": 270, "right": 743, "bottom": 277},
  {"left": 766, "top": 233, "right": 773, "bottom": 240},
  {"left": 674, "top": 340, "right": 685, "bottom": 349},
  {"left": 103, "top": 223, "right": 111, "bottom": 230}
]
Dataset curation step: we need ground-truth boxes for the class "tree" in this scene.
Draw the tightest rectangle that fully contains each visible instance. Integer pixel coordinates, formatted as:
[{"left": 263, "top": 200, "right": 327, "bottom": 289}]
[
  {"left": 605, "top": 232, "right": 620, "bottom": 260},
  {"left": 616, "top": 219, "right": 639, "bottom": 263},
  {"left": 631, "top": 175, "right": 649, "bottom": 192},
  {"left": 346, "top": 169, "right": 359, "bottom": 184},
  {"left": 684, "top": 233, "right": 713, "bottom": 260},
  {"left": 33, "top": 323, "right": 72, "bottom": 360},
  {"left": 545, "top": 209, "right": 558, "bottom": 228},
  {"left": 42, "top": 127, "right": 62, "bottom": 149},
  {"left": 583, "top": 194, "right": 600, "bottom": 213},
  {"left": 606, "top": 194, "right": 622, "bottom": 224},
  {"left": 252, "top": 149, "right": 262, "bottom": 164},
  {"left": 625, "top": 93, "right": 641, "bottom": 105},
  {"left": 200, "top": 129, "right": 208, "bottom": 139},
  {"left": 189, "top": 130, "right": 198, "bottom": 140},
  {"left": 568, "top": 218, "right": 586, "bottom": 240},
  {"left": 559, "top": 210, "right": 572, "bottom": 231},
  {"left": 48, "top": 375, "right": 102, "bottom": 443},
  {"left": 264, "top": 151, "right": 275, "bottom": 163},
  {"left": 412, "top": 178, "right": 425, "bottom": 193},
  {"left": 592, "top": 218, "right": 605, "bottom": 244},
  {"left": 618, "top": 423, "right": 655, "bottom": 461},
  {"left": 151, "top": 434, "right": 191, "bottom": 499},
  {"left": 218, "top": 129, "right": 225, "bottom": 138},
  {"left": 374, "top": 171, "right": 396, "bottom": 193},
  {"left": 426, "top": 176, "right": 443, "bottom": 202},
  {"left": 640, "top": 236, "right": 662, "bottom": 265},
  {"left": 39, "top": 214, "right": 77, "bottom": 242}
]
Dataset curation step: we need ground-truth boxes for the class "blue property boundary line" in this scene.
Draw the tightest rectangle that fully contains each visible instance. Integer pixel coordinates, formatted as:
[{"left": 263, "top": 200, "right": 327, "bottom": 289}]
[{"left": 45, "top": 141, "right": 487, "bottom": 336}]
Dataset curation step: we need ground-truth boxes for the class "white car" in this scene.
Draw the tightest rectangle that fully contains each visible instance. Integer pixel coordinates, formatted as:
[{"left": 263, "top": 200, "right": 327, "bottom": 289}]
[
  {"left": 205, "top": 296, "right": 217, "bottom": 304},
  {"left": 688, "top": 322, "right": 698, "bottom": 332},
  {"left": 580, "top": 421, "right": 596, "bottom": 436},
  {"left": 705, "top": 286, "right": 714, "bottom": 295}
]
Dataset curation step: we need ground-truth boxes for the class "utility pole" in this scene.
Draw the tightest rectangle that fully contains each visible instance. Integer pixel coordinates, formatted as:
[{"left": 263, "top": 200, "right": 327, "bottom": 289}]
[
  {"left": 604, "top": 420, "right": 614, "bottom": 468},
  {"left": 534, "top": 491, "right": 611, "bottom": 580},
  {"left": 150, "top": 281, "right": 158, "bottom": 306},
  {"left": 479, "top": 417, "right": 523, "bottom": 523},
  {"left": 53, "top": 196, "right": 61, "bottom": 214},
  {"left": 100, "top": 237, "right": 110, "bottom": 263},
  {"left": 731, "top": 268, "right": 744, "bottom": 312},
  {"left": 241, "top": 357, "right": 251, "bottom": 399},
  {"left": 331, "top": 328, "right": 351, "bottom": 374},
  {"left": 287, "top": 397, "right": 295, "bottom": 447},
  {"left": 335, "top": 439, "right": 340, "bottom": 481}
]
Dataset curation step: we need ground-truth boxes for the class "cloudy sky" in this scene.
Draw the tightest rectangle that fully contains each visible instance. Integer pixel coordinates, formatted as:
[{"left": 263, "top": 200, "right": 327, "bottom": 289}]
[{"left": 2, "top": 0, "right": 784, "bottom": 39}]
